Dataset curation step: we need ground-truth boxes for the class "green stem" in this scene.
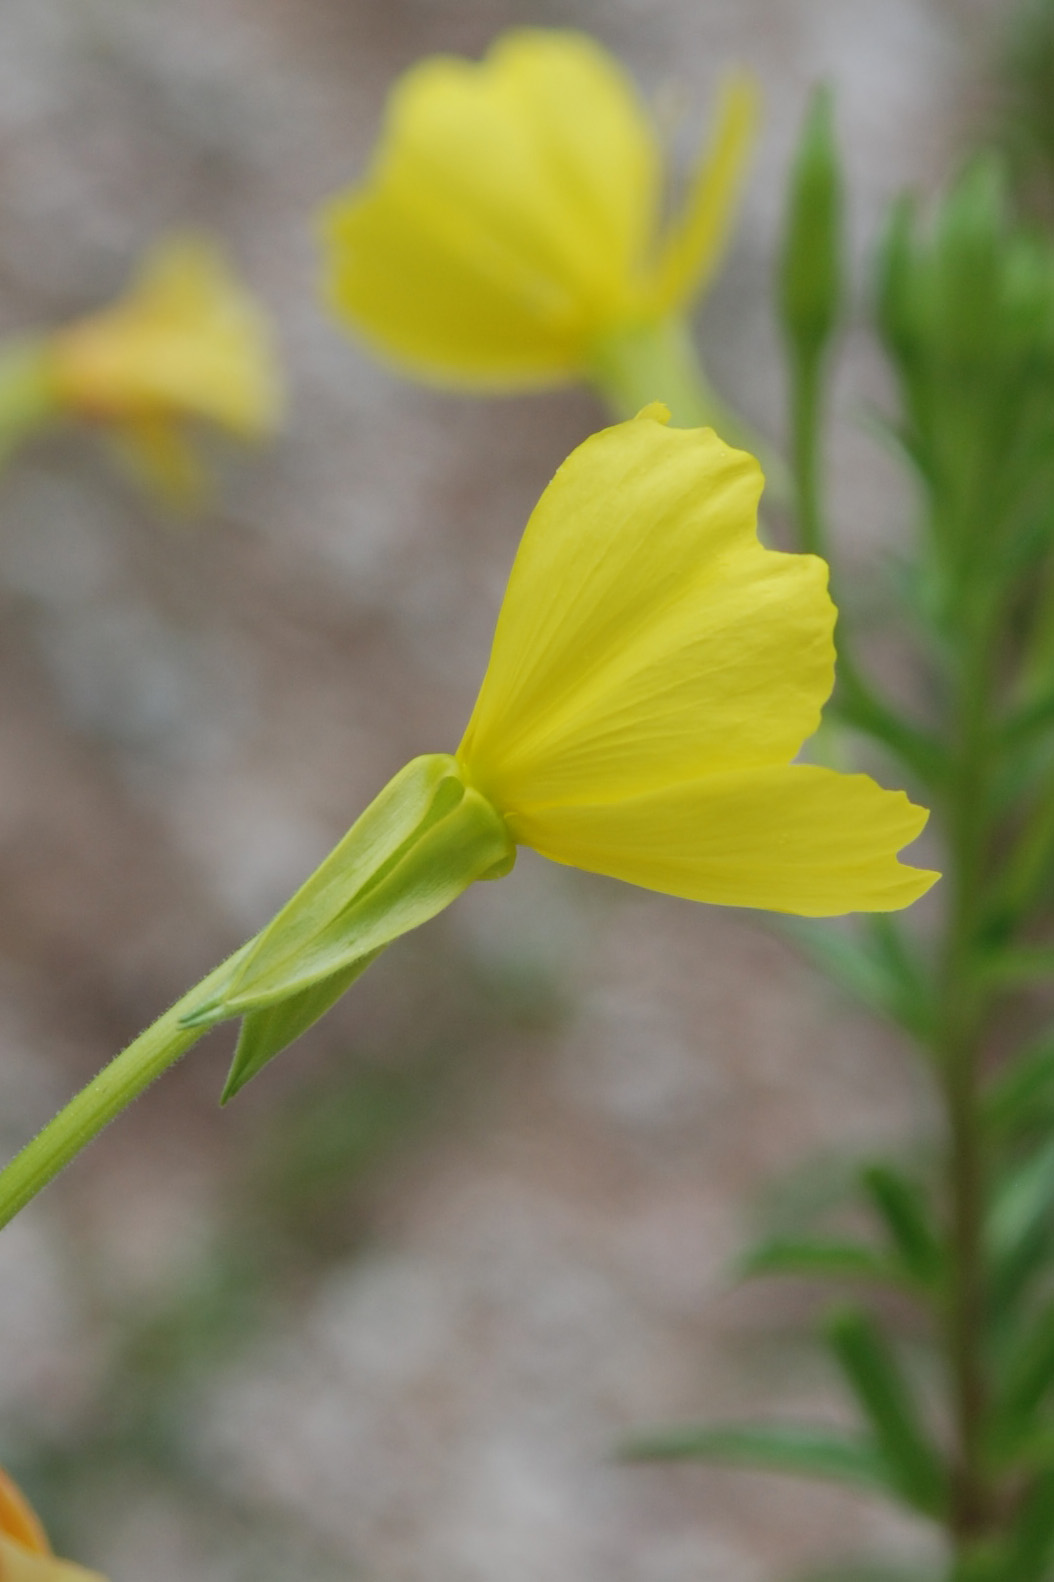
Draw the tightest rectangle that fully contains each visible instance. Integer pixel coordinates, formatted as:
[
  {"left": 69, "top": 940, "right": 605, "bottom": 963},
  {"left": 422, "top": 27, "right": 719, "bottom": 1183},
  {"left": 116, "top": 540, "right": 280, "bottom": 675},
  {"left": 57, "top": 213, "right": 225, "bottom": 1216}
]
[
  {"left": 937, "top": 631, "right": 996, "bottom": 1548},
  {"left": 587, "top": 315, "right": 789, "bottom": 499},
  {"left": 0, "top": 946, "right": 248, "bottom": 1231},
  {"left": 790, "top": 348, "right": 826, "bottom": 559}
]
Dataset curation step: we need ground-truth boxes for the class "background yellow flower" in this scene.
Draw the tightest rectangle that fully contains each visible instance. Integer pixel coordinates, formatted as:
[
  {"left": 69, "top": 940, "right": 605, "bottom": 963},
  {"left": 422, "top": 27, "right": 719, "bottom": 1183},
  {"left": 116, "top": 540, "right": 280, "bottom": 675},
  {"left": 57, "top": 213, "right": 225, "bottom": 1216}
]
[
  {"left": 45, "top": 234, "right": 282, "bottom": 502},
  {"left": 0, "top": 1470, "right": 105, "bottom": 1582},
  {"left": 321, "top": 29, "right": 756, "bottom": 392}
]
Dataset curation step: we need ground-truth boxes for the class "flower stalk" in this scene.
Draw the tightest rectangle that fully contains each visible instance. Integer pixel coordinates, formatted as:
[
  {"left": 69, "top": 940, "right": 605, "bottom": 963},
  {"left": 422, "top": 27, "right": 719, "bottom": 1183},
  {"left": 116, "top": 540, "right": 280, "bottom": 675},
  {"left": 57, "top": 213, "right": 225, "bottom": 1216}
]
[{"left": 0, "top": 952, "right": 242, "bottom": 1232}]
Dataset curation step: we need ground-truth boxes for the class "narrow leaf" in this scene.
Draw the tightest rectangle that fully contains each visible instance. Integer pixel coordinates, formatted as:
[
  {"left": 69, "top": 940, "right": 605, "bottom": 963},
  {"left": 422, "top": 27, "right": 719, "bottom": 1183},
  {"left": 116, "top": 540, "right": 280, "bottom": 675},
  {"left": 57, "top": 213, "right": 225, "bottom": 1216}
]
[
  {"left": 739, "top": 1237, "right": 899, "bottom": 1286},
  {"left": 861, "top": 1165, "right": 942, "bottom": 1287},
  {"left": 781, "top": 919, "right": 921, "bottom": 1031},
  {"left": 981, "top": 946, "right": 1054, "bottom": 990},
  {"left": 1003, "top": 1469, "right": 1054, "bottom": 1581},
  {"left": 984, "top": 1033, "right": 1054, "bottom": 1136},
  {"left": 825, "top": 1306, "right": 947, "bottom": 1516},
  {"left": 618, "top": 1420, "right": 892, "bottom": 1494},
  {"left": 988, "top": 1141, "right": 1054, "bottom": 1313},
  {"left": 993, "top": 1299, "right": 1054, "bottom": 1438}
]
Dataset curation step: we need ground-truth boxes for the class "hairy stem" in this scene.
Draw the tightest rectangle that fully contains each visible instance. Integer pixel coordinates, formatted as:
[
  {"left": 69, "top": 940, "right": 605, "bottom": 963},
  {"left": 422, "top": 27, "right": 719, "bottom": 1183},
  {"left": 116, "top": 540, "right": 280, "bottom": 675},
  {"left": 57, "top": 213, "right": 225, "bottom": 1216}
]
[
  {"left": 0, "top": 947, "right": 247, "bottom": 1231},
  {"left": 790, "top": 348, "right": 827, "bottom": 560}
]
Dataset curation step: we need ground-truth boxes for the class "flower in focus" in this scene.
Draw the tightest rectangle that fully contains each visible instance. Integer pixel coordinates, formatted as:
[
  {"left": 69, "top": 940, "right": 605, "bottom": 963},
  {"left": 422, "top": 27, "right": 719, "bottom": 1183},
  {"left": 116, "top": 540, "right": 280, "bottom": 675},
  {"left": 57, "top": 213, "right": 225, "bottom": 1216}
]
[
  {"left": 457, "top": 407, "right": 937, "bottom": 914},
  {"left": 209, "top": 408, "right": 936, "bottom": 1100},
  {"left": 320, "top": 29, "right": 756, "bottom": 396},
  {"left": 43, "top": 235, "right": 282, "bottom": 503},
  {"left": 0, "top": 1467, "right": 105, "bottom": 1581}
]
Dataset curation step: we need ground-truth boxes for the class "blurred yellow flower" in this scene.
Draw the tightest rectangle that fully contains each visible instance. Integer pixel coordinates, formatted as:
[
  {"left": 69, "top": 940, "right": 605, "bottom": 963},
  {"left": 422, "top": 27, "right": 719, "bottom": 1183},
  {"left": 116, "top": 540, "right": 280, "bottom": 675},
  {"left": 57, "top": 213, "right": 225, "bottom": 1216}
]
[
  {"left": 0, "top": 1468, "right": 105, "bottom": 1582},
  {"left": 458, "top": 407, "right": 937, "bottom": 914},
  {"left": 45, "top": 235, "right": 282, "bottom": 502},
  {"left": 321, "top": 29, "right": 756, "bottom": 394}
]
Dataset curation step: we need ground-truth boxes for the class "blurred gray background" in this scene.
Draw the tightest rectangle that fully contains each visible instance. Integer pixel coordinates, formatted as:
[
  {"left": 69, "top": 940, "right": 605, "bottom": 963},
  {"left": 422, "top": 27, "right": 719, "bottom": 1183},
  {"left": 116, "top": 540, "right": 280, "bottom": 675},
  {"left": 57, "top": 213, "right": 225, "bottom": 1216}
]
[{"left": 0, "top": 1, "right": 1006, "bottom": 1578}]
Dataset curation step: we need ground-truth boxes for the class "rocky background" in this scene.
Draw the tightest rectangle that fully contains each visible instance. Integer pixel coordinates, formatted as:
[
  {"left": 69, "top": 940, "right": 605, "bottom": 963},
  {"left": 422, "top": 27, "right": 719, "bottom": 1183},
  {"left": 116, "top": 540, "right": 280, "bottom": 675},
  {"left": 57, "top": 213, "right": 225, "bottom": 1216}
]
[{"left": 0, "top": 1, "right": 1010, "bottom": 1578}]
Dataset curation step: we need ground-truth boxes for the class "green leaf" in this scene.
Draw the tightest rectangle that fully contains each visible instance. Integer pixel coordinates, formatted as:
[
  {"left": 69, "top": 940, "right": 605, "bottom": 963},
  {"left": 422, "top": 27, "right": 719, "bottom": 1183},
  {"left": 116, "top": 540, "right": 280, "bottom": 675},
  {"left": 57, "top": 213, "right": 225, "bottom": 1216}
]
[
  {"left": 988, "top": 1140, "right": 1054, "bottom": 1313},
  {"left": 984, "top": 1033, "right": 1054, "bottom": 1135},
  {"left": 222, "top": 949, "right": 384, "bottom": 1103},
  {"left": 618, "top": 1421, "right": 892, "bottom": 1494},
  {"left": 860, "top": 1165, "right": 942, "bottom": 1288},
  {"left": 865, "top": 915, "right": 933, "bottom": 1020},
  {"left": 781, "top": 919, "right": 928, "bottom": 1035},
  {"left": 825, "top": 1306, "right": 947, "bottom": 1516},
  {"left": 1002, "top": 688, "right": 1054, "bottom": 745},
  {"left": 1002, "top": 1469, "right": 1054, "bottom": 1581},
  {"left": 992, "top": 1299, "right": 1054, "bottom": 1445},
  {"left": 738, "top": 1236, "right": 899, "bottom": 1286},
  {"left": 980, "top": 946, "right": 1054, "bottom": 990}
]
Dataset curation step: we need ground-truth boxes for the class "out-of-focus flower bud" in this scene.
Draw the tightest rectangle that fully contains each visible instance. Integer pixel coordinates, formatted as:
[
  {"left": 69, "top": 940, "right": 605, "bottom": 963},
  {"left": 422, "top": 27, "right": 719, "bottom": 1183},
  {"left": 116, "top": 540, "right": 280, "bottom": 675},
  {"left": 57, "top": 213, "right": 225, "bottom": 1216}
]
[{"left": 778, "top": 84, "right": 844, "bottom": 365}]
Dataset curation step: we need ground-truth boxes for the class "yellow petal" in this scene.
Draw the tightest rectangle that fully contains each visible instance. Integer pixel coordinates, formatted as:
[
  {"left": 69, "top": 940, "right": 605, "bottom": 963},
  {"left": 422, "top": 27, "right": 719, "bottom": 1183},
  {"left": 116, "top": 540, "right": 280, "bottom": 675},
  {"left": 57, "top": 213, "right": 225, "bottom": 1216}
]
[
  {"left": 652, "top": 72, "right": 759, "bottom": 314},
  {"left": 321, "top": 29, "right": 661, "bottom": 387},
  {"left": 511, "top": 764, "right": 938, "bottom": 916},
  {"left": 0, "top": 1534, "right": 106, "bottom": 1581},
  {"left": 459, "top": 412, "right": 834, "bottom": 810},
  {"left": 49, "top": 236, "right": 282, "bottom": 438}
]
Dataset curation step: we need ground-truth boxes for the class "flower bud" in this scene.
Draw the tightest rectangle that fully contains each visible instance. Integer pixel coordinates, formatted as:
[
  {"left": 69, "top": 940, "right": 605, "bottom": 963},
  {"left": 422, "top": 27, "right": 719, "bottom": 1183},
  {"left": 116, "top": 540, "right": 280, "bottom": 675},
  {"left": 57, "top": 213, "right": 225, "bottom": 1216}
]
[{"left": 778, "top": 84, "right": 844, "bottom": 364}]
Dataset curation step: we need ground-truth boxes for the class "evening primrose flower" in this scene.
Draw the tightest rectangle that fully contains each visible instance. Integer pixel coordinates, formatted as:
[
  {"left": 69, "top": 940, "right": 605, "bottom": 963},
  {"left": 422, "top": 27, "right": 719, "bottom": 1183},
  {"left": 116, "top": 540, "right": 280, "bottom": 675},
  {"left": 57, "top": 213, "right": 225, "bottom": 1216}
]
[
  {"left": 184, "top": 407, "right": 936, "bottom": 1099},
  {"left": 320, "top": 29, "right": 756, "bottom": 419},
  {"left": 0, "top": 1467, "right": 105, "bottom": 1581},
  {"left": 0, "top": 235, "right": 282, "bottom": 503},
  {"left": 0, "top": 410, "right": 940, "bottom": 1216}
]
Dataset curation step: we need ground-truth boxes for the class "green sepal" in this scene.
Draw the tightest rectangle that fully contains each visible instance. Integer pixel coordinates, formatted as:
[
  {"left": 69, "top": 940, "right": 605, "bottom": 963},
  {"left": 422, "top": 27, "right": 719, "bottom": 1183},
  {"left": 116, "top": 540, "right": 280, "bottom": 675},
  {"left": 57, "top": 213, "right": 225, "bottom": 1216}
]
[
  {"left": 825, "top": 1305, "right": 947, "bottom": 1516},
  {"left": 618, "top": 1420, "right": 892, "bottom": 1495},
  {"left": 179, "top": 754, "right": 515, "bottom": 1097},
  {"left": 222, "top": 949, "right": 384, "bottom": 1103}
]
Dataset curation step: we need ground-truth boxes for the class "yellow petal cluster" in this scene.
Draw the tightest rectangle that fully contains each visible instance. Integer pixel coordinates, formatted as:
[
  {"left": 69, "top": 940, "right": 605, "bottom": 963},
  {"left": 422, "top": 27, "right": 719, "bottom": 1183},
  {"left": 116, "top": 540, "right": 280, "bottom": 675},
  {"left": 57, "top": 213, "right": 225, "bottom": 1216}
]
[
  {"left": 0, "top": 1468, "right": 105, "bottom": 1582},
  {"left": 458, "top": 408, "right": 937, "bottom": 915},
  {"left": 321, "top": 29, "right": 756, "bottom": 390},
  {"left": 45, "top": 235, "right": 282, "bottom": 501}
]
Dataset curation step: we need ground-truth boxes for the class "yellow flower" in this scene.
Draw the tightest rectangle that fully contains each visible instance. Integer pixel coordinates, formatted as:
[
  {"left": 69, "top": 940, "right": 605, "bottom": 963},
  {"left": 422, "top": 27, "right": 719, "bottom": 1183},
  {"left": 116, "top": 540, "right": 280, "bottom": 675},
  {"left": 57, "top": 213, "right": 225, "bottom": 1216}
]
[
  {"left": 0, "top": 1468, "right": 105, "bottom": 1581},
  {"left": 44, "top": 235, "right": 282, "bottom": 502},
  {"left": 320, "top": 29, "right": 756, "bottom": 394},
  {"left": 457, "top": 407, "right": 936, "bottom": 914},
  {"left": 197, "top": 408, "right": 934, "bottom": 1100}
]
